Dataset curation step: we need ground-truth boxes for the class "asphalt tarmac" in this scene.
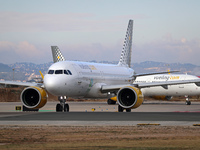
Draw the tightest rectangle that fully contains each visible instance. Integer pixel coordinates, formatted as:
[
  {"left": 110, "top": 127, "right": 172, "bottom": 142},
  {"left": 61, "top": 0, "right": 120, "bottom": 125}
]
[{"left": 0, "top": 101, "right": 200, "bottom": 126}]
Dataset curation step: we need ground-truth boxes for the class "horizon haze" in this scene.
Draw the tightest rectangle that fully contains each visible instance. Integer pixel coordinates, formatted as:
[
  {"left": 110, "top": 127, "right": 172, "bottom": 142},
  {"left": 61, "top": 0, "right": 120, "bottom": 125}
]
[{"left": 0, "top": 0, "right": 200, "bottom": 65}]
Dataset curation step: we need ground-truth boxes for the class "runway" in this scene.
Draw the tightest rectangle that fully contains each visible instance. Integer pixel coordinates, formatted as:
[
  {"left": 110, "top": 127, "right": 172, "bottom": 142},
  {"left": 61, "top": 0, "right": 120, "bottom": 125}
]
[
  {"left": 0, "top": 112, "right": 200, "bottom": 121},
  {"left": 0, "top": 101, "right": 200, "bottom": 126}
]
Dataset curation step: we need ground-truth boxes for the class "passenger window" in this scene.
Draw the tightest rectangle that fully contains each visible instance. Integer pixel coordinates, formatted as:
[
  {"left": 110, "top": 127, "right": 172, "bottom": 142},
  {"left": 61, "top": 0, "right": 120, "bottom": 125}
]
[
  {"left": 48, "top": 70, "right": 54, "bottom": 74},
  {"left": 55, "top": 70, "right": 63, "bottom": 74}
]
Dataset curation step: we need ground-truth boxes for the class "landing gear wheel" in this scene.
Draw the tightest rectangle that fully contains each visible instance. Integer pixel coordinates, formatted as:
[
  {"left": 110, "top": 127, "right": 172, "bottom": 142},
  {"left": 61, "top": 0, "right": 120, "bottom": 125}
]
[
  {"left": 126, "top": 108, "right": 131, "bottom": 112},
  {"left": 56, "top": 96, "right": 70, "bottom": 112},
  {"left": 107, "top": 99, "right": 116, "bottom": 105},
  {"left": 56, "top": 104, "right": 63, "bottom": 112},
  {"left": 64, "top": 104, "right": 69, "bottom": 112},
  {"left": 118, "top": 105, "right": 124, "bottom": 112},
  {"left": 186, "top": 101, "right": 191, "bottom": 105},
  {"left": 185, "top": 95, "right": 191, "bottom": 105}
]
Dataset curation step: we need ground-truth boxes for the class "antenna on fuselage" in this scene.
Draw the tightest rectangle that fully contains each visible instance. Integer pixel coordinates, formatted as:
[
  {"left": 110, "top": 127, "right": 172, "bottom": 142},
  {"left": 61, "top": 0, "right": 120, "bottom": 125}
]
[
  {"left": 118, "top": 20, "right": 133, "bottom": 68},
  {"left": 51, "top": 46, "right": 66, "bottom": 63}
]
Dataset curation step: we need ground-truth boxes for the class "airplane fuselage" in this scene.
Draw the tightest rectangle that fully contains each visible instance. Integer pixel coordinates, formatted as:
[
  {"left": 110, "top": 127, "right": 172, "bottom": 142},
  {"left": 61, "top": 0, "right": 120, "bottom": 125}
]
[{"left": 44, "top": 61, "right": 134, "bottom": 98}]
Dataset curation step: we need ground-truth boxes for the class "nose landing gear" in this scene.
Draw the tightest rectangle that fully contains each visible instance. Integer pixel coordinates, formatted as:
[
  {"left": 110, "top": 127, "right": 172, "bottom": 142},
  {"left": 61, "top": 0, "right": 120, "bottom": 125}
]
[
  {"left": 185, "top": 95, "right": 191, "bottom": 105},
  {"left": 56, "top": 96, "right": 69, "bottom": 112}
]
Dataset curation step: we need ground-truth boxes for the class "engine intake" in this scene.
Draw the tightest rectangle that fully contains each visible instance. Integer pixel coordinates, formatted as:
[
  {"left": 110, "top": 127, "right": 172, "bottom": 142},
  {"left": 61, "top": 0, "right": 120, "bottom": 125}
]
[
  {"left": 21, "top": 87, "right": 47, "bottom": 109},
  {"left": 117, "top": 86, "right": 143, "bottom": 109}
]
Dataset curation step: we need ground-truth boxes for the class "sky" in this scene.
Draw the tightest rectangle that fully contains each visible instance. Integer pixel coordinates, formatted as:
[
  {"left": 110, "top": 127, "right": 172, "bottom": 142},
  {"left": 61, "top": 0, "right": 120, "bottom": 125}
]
[{"left": 0, "top": 0, "right": 200, "bottom": 65}]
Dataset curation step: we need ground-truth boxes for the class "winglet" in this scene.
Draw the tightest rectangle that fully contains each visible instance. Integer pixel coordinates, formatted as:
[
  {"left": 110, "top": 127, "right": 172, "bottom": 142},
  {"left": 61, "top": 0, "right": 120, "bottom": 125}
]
[
  {"left": 51, "top": 46, "right": 66, "bottom": 63},
  {"left": 118, "top": 20, "right": 133, "bottom": 68},
  {"left": 39, "top": 71, "right": 44, "bottom": 80},
  {"left": 168, "top": 69, "right": 170, "bottom": 75}
]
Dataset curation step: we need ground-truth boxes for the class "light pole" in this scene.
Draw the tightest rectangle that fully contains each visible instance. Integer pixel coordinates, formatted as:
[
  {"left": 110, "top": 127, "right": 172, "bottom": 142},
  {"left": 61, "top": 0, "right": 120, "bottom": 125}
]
[{"left": 12, "top": 68, "right": 15, "bottom": 81}]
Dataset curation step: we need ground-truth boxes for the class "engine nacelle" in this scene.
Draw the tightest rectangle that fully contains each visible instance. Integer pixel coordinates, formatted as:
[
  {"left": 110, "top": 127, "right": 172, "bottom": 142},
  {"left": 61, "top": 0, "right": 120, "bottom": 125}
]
[
  {"left": 20, "top": 86, "right": 48, "bottom": 109},
  {"left": 117, "top": 86, "right": 144, "bottom": 109}
]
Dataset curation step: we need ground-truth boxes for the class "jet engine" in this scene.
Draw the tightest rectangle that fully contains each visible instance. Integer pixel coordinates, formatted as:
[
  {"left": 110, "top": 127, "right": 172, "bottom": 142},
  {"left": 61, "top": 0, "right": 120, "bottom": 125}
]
[
  {"left": 117, "top": 86, "right": 143, "bottom": 110},
  {"left": 21, "top": 86, "right": 48, "bottom": 109}
]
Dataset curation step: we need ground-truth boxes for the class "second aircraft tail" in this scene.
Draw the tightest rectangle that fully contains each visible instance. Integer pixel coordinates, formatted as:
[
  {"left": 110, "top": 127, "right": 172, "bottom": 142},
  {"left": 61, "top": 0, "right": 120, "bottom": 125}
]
[{"left": 51, "top": 46, "right": 66, "bottom": 63}]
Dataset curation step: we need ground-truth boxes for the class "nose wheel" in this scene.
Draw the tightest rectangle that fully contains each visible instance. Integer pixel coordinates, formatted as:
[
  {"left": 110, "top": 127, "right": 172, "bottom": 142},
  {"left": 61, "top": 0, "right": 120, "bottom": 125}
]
[
  {"left": 56, "top": 96, "right": 69, "bottom": 112},
  {"left": 185, "top": 95, "right": 191, "bottom": 105}
]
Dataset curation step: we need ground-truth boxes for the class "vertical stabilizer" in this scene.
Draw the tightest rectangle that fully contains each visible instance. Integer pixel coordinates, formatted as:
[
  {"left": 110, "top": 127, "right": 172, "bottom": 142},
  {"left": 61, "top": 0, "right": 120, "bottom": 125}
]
[
  {"left": 51, "top": 46, "right": 66, "bottom": 63},
  {"left": 118, "top": 20, "right": 133, "bottom": 67}
]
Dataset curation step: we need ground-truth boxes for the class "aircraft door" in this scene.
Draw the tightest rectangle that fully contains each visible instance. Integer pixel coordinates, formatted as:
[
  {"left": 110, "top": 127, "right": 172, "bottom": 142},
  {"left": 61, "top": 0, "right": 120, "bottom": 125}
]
[
  {"left": 72, "top": 64, "right": 90, "bottom": 95},
  {"left": 179, "top": 76, "right": 185, "bottom": 88},
  {"left": 72, "top": 64, "right": 82, "bottom": 84}
]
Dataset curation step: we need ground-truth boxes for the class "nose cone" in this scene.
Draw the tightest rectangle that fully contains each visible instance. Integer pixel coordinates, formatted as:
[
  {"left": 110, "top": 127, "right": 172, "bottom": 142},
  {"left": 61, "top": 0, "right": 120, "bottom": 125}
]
[{"left": 44, "top": 75, "right": 62, "bottom": 96}]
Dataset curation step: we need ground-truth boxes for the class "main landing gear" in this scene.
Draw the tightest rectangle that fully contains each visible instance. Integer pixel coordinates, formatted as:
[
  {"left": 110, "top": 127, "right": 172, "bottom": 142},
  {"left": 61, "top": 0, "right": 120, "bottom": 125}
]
[
  {"left": 185, "top": 95, "right": 191, "bottom": 105},
  {"left": 107, "top": 99, "right": 131, "bottom": 112},
  {"left": 118, "top": 105, "right": 131, "bottom": 112},
  {"left": 56, "top": 96, "right": 69, "bottom": 112}
]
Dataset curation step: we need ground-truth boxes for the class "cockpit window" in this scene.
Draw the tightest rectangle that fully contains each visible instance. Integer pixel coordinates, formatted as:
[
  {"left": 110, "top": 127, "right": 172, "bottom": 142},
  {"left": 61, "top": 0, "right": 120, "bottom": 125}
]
[
  {"left": 64, "top": 70, "right": 72, "bottom": 75},
  {"left": 67, "top": 70, "right": 72, "bottom": 75},
  {"left": 55, "top": 70, "right": 63, "bottom": 74},
  {"left": 64, "top": 70, "right": 69, "bottom": 75},
  {"left": 48, "top": 70, "right": 54, "bottom": 74},
  {"left": 48, "top": 69, "right": 72, "bottom": 75}
]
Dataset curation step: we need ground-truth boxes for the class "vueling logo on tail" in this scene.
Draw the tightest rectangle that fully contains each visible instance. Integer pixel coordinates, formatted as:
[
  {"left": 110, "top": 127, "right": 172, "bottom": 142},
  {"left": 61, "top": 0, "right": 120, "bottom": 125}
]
[{"left": 51, "top": 46, "right": 66, "bottom": 63}]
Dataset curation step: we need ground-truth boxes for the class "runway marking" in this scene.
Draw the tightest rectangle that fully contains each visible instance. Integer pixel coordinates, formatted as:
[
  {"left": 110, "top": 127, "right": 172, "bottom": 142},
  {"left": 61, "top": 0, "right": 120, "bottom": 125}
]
[
  {"left": 39, "top": 110, "right": 54, "bottom": 112},
  {"left": 173, "top": 111, "right": 200, "bottom": 113}
]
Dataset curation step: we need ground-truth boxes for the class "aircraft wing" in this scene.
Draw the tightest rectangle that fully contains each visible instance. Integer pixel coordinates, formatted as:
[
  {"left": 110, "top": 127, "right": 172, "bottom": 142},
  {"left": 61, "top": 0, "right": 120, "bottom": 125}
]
[
  {"left": 101, "top": 79, "right": 200, "bottom": 93},
  {"left": 136, "top": 79, "right": 200, "bottom": 89},
  {"left": 133, "top": 71, "right": 179, "bottom": 77},
  {"left": 0, "top": 80, "right": 43, "bottom": 87}
]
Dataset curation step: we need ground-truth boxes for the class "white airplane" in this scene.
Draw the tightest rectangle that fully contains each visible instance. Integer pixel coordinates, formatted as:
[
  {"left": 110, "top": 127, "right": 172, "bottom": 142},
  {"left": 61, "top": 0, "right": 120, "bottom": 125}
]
[
  {"left": 1, "top": 20, "right": 200, "bottom": 112},
  {"left": 107, "top": 73, "right": 200, "bottom": 105},
  {"left": 136, "top": 74, "right": 200, "bottom": 105}
]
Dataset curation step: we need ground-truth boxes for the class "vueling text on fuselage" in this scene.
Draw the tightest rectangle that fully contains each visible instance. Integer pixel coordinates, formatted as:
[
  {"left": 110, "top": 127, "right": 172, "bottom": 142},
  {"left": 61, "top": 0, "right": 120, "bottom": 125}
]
[{"left": 154, "top": 75, "right": 180, "bottom": 81}]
